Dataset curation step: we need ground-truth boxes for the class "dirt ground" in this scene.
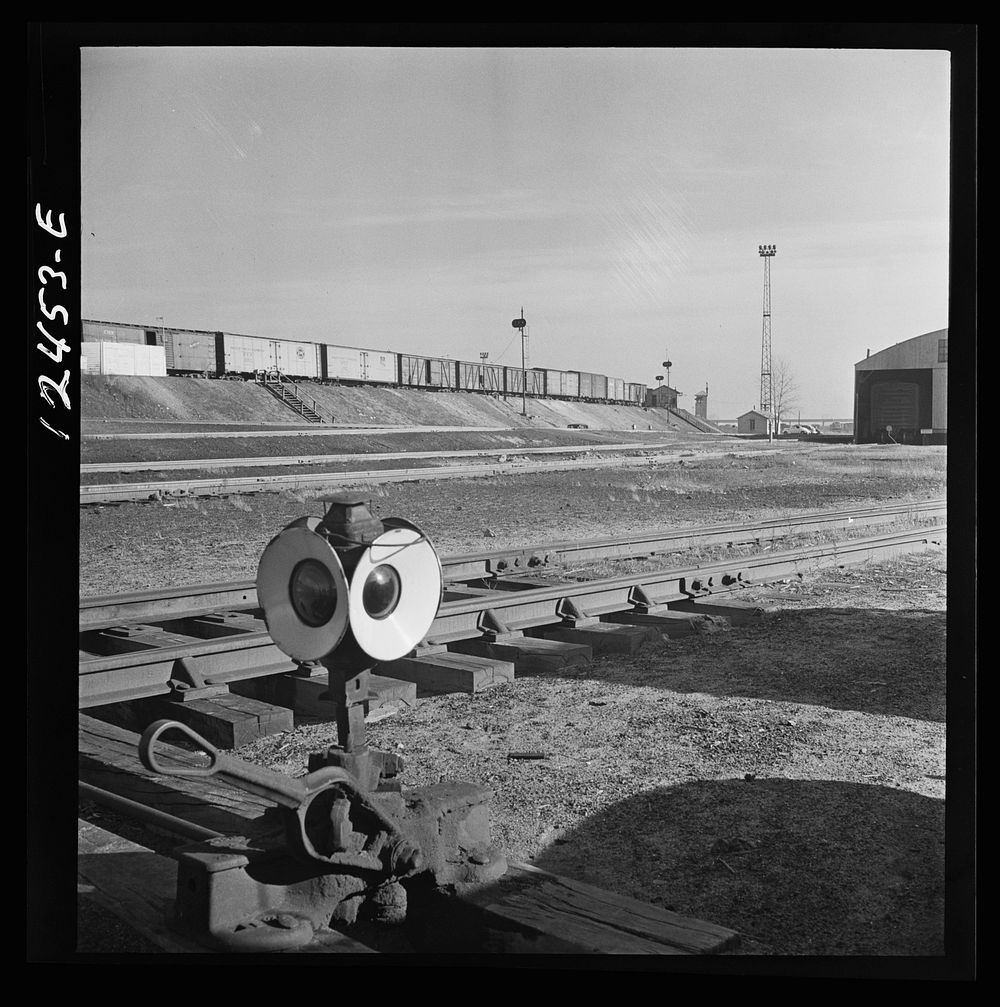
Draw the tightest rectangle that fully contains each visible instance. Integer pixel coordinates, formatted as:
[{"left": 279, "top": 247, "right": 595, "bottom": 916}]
[
  {"left": 227, "top": 549, "right": 947, "bottom": 958},
  {"left": 79, "top": 442, "right": 944, "bottom": 595}
]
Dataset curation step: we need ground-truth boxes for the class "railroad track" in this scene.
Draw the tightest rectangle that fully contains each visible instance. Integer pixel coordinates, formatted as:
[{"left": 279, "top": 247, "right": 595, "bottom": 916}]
[
  {"left": 77, "top": 504, "right": 946, "bottom": 955},
  {"left": 80, "top": 498, "right": 945, "bottom": 630},
  {"left": 79, "top": 504, "right": 945, "bottom": 710},
  {"left": 80, "top": 439, "right": 685, "bottom": 473},
  {"left": 78, "top": 444, "right": 765, "bottom": 504}
]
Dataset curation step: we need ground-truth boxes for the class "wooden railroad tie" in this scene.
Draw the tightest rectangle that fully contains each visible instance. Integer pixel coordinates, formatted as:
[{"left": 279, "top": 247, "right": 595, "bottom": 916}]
[{"left": 78, "top": 715, "right": 740, "bottom": 955}]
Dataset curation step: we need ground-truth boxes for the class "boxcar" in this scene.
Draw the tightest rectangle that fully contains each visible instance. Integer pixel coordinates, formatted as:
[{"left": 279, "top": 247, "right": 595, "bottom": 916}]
[
  {"left": 458, "top": 360, "right": 505, "bottom": 392},
  {"left": 574, "top": 371, "right": 608, "bottom": 401},
  {"left": 323, "top": 343, "right": 398, "bottom": 385},
  {"left": 219, "top": 333, "right": 320, "bottom": 378},
  {"left": 270, "top": 338, "right": 323, "bottom": 379},
  {"left": 400, "top": 353, "right": 454, "bottom": 388},
  {"left": 167, "top": 329, "right": 223, "bottom": 374},
  {"left": 504, "top": 367, "right": 524, "bottom": 396},
  {"left": 543, "top": 368, "right": 580, "bottom": 399},
  {"left": 219, "top": 333, "right": 268, "bottom": 375},
  {"left": 608, "top": 377, "right": 625, "bottom": 403},
  {"left": 81, "top": 320, "right": 155, "bottom": 345},
  {"left": 504, "top": 367, "right": 545, "bottom": 397},
  {"left": 627, "top": 382, "right": 646, "bottom": 405},
  {"left": 427, "top": 357, "right": 456, "bottom": 389},
  {"left": 399, "top": 353, "right": 427, "bottom": 387},
  {"left": 81, "top": 341, "right": 168, "bottom": 376}
]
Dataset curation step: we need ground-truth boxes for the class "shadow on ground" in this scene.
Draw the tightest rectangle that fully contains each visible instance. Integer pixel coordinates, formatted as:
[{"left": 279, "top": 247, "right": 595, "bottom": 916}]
[
  {"left": 512, "top": 606, "right": 946, "bottom": 723},
  {"left": 519, "top": 776, "right": 944, "bottom": 956}
]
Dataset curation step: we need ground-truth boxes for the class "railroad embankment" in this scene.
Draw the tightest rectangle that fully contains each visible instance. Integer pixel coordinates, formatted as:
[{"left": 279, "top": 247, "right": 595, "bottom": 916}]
[{"left": 81, "top": 375, "right": 709, "bottom": 434}]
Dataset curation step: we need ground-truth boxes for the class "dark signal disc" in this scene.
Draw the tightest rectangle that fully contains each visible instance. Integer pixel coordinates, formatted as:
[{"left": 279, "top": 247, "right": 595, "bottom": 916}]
[{"left": 256, "top": 526, "right": 350, "bottom": 661}]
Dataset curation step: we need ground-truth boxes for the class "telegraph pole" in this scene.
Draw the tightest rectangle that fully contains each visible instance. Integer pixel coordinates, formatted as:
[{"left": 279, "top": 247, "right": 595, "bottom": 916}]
[
  {"left": 512, "top": 309, "right": 527, "bottom": 416},
  {"left": 758, "top": 244, "right": 776, "bottom": 440}
]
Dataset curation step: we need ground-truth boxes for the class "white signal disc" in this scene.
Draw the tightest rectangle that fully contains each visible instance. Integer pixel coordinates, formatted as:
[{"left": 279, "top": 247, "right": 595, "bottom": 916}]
[
  {"left": 348, "top": 526, "right": 443, "bottom": 662},
  {"left": 256, "top": 526, "right": 350, "bottom": 661}
]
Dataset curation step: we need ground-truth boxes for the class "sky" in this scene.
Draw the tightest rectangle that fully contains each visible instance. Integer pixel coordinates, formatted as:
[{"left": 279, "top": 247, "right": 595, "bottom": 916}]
[{"left": 80, "top": 45, "right": 951, "bottom": 419}]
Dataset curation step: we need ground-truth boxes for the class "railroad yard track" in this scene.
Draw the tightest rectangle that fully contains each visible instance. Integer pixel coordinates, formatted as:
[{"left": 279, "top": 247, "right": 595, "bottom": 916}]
[
  {"left": 79, "top": 444, "right": 774, "bottom": 504},
  {"left": 80, "top": 498, "right": 943, "bottom": 628},
  {"left": 79, "top": 500, "right": 944, "bottom": 708},
  {"left": 77, "top": 501, "right": 946, "bottom": 956}
]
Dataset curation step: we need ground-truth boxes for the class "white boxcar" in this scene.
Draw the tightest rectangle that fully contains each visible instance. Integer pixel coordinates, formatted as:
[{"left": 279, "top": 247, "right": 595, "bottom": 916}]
[
  {"left": 223, "top": 334, "right": 321, "bottom": 378},
  {"left": 81, "top": 341, "right": 167, "bottom": 376},
  {"left": 271, "top": 338, "right": 322, "bottom": 378},
  {"left": 325, "top": 343, "right": 398, "bottom": 384},
  {"left": 133, "top": 344, "right": 167, "bottom": 376},
  {"left": 222, "top": 333, "right": 270, "bottom": 374}
]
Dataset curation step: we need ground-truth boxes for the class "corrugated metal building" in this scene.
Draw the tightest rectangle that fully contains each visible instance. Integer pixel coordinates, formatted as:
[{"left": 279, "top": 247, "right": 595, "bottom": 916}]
[{"left": 853, "top": 329, "right": 947, "bottom": 444}]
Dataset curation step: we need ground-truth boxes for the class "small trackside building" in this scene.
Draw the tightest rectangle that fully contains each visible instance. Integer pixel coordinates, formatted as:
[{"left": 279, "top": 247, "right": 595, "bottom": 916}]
[
  {"left": 645, "top": 384, "right": 679, "bottom": 409},
  {"left": 853, "top": 329, "right": 948, "bottom": 444},
  {"left": 737, "top": 409, "right": 769, "bottom": 434}
]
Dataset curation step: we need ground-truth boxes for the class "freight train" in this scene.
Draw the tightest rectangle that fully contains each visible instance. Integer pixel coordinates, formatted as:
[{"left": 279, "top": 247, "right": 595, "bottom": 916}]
[{"left": 81, "top": 320, "right": 648, "bottom": 407}]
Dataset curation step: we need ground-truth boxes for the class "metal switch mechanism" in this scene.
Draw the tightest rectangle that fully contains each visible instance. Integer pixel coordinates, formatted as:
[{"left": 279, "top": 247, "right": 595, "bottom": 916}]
[
  {"left": 140, "top": 496, "right": 506, "bottom": 952},
  {"left": 139, "top": 719, "right": 423, "bottom": 874}
]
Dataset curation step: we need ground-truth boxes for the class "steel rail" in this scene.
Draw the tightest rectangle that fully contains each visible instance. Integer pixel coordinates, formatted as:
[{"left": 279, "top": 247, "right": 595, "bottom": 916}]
[
  {"left": 426, "top": 526, "right": 947, "bottom": 643},
  {"left": 78, "top": 525, "right": 945, "bottom": 709},
  {"left": 79, "top": 499, "right": 945, "bottom": 630},
  {"left": 78, "top": 781, "right": 223, "bottom": 842},
  {"left": 81, "top": 440, "right": 686, "bottom": 473},
  {"left": 78, "top": 448, "right": 770, "bottom": 504}
]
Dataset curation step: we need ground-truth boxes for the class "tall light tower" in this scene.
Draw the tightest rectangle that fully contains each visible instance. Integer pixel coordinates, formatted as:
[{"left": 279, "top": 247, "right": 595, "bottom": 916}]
[{"left": 758, "top": 244, "right": 776, "bottom": 436}]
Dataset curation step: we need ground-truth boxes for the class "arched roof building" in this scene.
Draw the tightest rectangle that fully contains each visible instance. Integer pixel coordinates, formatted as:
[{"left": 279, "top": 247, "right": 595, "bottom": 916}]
[{"left": 853, "top": 329, "right": 947, "bottom": 444}]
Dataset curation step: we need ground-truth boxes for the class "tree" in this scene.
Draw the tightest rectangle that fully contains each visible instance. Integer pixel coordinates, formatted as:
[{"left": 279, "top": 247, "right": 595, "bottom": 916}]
[{"left": 771, "top": 357, "right": 800, "bottom": 432}]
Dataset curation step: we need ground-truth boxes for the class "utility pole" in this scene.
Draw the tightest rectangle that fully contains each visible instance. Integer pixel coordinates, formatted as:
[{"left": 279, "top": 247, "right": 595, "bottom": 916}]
[
  {"left": 512, "top": 309, "right": 527, "bottom": 417},
  {"left": 758, "top": 244, "right": 776, "bottom": 440}
]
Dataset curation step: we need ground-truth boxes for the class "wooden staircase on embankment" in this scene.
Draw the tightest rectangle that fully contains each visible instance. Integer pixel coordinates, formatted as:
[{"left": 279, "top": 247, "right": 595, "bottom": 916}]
[
  {"left": 255, "top": 370, "right": 332, "bottom": 423},
  {"left": 667, "top": 406, "right": 726, "bottom": 434}
]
